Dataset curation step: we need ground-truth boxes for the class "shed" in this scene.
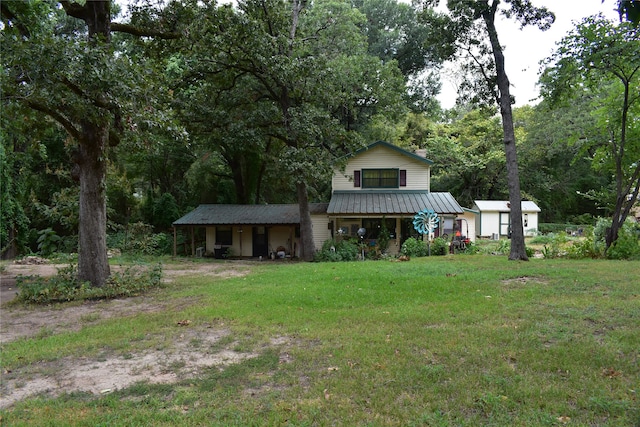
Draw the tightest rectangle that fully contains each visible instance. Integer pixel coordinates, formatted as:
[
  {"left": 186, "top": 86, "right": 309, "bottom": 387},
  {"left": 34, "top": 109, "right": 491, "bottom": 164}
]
[{"left": 472, "top": 200, "right": 541, "bottom": 238}]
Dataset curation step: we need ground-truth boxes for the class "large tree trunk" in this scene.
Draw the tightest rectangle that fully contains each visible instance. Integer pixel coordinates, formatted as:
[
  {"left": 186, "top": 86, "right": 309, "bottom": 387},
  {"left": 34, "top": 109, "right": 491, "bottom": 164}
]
[
  {"left": 296, "top": 181, "right": 315, "bottom": 261},
  {"left": 75, "top": 0, "right": 112, "bottom": 286},
  {"left": 77, "top": 122, "right": 111, "bottom": 287},
  {"left": 483, "top": 5, "right": 528, "bottom": 261}
]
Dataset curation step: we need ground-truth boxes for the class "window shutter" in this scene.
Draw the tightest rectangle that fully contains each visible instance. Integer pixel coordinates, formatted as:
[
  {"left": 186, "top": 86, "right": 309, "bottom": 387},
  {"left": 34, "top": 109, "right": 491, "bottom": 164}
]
[
  {"left": 354, "top": 170, "right": 361, "bottom": 187},
  {"left": 400, "top": 170, "right": 407, "bottom": 187}
]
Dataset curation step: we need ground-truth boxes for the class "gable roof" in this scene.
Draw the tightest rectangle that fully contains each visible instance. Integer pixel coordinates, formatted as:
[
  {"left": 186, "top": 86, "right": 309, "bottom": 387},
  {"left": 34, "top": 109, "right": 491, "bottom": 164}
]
[
  {"left": 473, "top": 200, "right": 541, "bottom": 212},
  {"left": 328, "top": 191, "right": 463, "bottom": 215},
  {"left": 173, "top": 203, "right": 329, "bottom": 226},
  {"left": 351, "top": 140, "right": 434, "bottom": 165}
]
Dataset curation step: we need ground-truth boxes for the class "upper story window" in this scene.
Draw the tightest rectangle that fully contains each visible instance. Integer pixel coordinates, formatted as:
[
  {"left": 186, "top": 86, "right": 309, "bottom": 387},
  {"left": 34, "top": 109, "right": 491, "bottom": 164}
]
[{"left": 357, "top": 169, "right": 406, "bottom": 188}]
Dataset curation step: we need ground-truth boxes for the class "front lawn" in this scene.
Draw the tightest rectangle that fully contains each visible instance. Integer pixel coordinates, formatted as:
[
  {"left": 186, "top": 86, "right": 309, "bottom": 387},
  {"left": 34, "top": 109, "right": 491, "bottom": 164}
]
[{"left": 1, "top": 256, "right": 638, "bottom": 426}]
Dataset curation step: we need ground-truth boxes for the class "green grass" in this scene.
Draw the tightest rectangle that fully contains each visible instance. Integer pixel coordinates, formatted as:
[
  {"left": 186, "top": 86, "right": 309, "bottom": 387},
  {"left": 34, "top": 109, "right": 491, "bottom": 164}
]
[{"left": 1, "top": 256, "right": 639, "bottom": 426}]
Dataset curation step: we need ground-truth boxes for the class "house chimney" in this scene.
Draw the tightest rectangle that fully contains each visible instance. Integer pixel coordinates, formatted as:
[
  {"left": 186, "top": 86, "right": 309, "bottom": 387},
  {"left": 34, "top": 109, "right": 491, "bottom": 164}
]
[{"left": 414, "top": 149, "right": 427, "bottom": 158}]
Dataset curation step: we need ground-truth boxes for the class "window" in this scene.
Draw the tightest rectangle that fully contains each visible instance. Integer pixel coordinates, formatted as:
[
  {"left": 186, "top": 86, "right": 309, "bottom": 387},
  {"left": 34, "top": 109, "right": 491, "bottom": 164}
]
[
  {"left": 361, "top": 218, "right": 396, "bottom": 239},
  {"left": 216, "top": 226, "right": 232, "bottom": 245},
  {"left": 362, "top": 169, "right": 399, "bottom": 188}
]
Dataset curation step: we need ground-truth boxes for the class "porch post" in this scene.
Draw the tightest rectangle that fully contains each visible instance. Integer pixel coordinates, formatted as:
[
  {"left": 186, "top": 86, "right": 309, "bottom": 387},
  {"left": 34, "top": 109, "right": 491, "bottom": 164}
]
[
  {"left": 191, "top": 226, "right": 195, "bottom": 256},
  {"left": 173, "top": 227, "right": 177, "bottom": 258}
]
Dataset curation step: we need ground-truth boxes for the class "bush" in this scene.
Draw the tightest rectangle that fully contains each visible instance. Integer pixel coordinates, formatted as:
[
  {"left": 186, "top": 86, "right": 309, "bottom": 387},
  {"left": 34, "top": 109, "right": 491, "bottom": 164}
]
[
  {"left": 430, "top": 237, "right": 448, "bottom": 256},
  {"left": 606, "top": 223, "right": 640, "bottom": 260},
  {"left": 107, "top": 222, "right": 172, "bottom": 256},
  {"left": 315, "top": 238, "right": 360, "bottom": 262},
  {"left": 15, "top": 263, "right": 163, "bottom": 304},
  {"left": 593, "top": 217, "right": 640, "bottom": 260},
  {"left": 400, "top": 237, "right": 428, "bottom": 257},
  {"left": 37, "top": 228, "right": 61, "bottom": 256}
]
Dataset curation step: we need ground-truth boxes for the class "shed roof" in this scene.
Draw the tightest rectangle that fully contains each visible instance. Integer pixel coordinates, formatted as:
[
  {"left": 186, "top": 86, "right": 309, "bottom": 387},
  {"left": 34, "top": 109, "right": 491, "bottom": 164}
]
[
  {"left": 327, "top": 191, "right": 463, "bottom": 215},
  {"left": 473, "top": 200, "right": 541, "bottom": 212},
  {"left": 173, "top": 203, "right": 329, "bottom": 226}
]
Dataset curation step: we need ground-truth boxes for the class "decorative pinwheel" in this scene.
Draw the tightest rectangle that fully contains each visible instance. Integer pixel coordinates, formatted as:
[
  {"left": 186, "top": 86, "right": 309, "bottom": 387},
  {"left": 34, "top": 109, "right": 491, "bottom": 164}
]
[{"left": 413, "top": 209, "right": 439, "bottom": 235}]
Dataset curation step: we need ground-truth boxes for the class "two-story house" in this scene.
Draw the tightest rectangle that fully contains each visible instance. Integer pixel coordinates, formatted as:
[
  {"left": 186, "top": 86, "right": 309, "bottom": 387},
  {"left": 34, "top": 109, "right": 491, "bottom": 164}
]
[{"left": 172, "top": 141, "right": 464, "bottom": 257}]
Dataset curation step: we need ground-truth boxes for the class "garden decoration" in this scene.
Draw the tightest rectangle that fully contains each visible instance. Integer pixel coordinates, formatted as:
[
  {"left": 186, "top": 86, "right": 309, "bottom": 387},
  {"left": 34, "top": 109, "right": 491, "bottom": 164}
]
[{"left": 413, "top": 209, "right": 439, "bottom": 256}]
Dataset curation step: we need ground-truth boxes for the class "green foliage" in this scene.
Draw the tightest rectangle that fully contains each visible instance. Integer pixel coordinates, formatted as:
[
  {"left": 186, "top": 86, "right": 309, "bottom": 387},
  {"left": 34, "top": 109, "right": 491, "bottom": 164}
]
[
  {"left": 0, "top": 137, "right": 30, "bottom": 257},
  {"left": 15, "top": 263, "right": 163, "bottom": 305},
  {"left": 400, "top": 237, "right": 428, "bottom": 257},
  {"left": 376, "top": 218, "right": 390, "bottom": 254},
  {"left": 430, "top": 237, "right": 448, "bottom": 256},
  {"left": 565, "top": 229, "right": 601, "bottom": 260},
  {"left": 540, "top": 233, "right": 568, "bottom": 259},
  {"left": 314, "top": 238, "right": 359, "bottom": 262},
  {"left": 107, "top": 222, "right": 172, "bottom": 256},
  {"left": 597, "top": 219, "right": 640, "bottom": 260},
  {"left": 36, "top": 228, "right": 61, "bottom": 256}
]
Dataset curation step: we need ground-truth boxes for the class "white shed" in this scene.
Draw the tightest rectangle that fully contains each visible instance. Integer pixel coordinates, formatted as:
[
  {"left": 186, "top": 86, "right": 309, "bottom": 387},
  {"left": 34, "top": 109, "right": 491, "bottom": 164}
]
[{"left": 472, "top": 200, "right": 541, "bottom": 238}]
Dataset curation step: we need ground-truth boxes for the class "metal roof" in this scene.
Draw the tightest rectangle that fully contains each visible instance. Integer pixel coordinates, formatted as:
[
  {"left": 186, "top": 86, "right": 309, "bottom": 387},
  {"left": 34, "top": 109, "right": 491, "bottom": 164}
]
[
  {"left": 473, "top": 200, "right": 541, "bottom": 212},
  {"left": 327, "top": 191, "right": 464, "bottom": 215},
  {"left": 173, "top": 203, "right": 329, "bottom": 226}
]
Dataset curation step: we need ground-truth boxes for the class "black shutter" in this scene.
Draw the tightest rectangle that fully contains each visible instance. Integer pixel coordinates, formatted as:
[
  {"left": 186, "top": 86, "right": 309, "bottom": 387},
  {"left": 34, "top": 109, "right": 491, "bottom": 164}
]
[
  {"left": 400, "top": 170, "right": 407, "bottom": 187},
  {"left": 354, "top": 170, "right": 361, "bottom": 187}
]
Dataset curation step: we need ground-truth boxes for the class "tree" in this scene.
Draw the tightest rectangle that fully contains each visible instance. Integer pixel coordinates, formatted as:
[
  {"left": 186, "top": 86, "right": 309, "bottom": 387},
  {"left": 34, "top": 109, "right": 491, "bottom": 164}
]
[
  {"left": 540, "top": 15, "right": 640, "bottom": 252},
  {"left": 181, "top": 0, "right": 405, "bottom": 260},
  {"left": 1, "top": 1, "right": 181, "bottom": 286},
  {"left": 421, "top": 0, "right": 554, "bottom": 260},
  {"left": 352, "top": 0, "right": 443, "bottom": 114}
]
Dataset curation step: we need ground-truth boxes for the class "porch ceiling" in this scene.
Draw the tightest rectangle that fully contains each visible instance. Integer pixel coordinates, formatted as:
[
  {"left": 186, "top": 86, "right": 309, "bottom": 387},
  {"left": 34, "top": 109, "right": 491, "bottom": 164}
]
[{"left": 327, "top": 191, "right": 463, "bottom": 215}]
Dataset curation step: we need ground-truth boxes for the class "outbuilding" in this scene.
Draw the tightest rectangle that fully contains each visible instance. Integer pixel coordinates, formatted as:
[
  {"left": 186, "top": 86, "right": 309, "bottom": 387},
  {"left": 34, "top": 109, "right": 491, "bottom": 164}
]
[{"left": 472, "top": 200, "right": 541, "bottom": 238}]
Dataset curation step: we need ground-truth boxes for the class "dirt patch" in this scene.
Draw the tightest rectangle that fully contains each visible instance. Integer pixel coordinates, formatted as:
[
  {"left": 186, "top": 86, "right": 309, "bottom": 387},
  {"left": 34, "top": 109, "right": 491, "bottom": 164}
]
[{"left": 0, "top": 260, "right": 275, "bottom": 410}]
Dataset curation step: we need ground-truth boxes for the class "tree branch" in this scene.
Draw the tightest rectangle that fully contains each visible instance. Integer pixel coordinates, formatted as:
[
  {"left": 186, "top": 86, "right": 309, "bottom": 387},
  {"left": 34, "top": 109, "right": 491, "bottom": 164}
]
[
  {"left": 0, "top": 2, "right": 30, "bottom": 37},
  {"left": 111, "top": 22, "right": 182, "bottom": 39},
  {"left": 59, "top": 0, "right": 88, "bottom": 20},
  {"left": 25, "top": 99, "right": 81, "bottom": 141}
]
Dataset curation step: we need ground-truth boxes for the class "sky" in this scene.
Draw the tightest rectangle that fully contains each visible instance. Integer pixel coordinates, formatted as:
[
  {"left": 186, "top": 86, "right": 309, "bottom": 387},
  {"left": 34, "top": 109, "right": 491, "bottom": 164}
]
[{"left": 436, "top": 0, "right": 621, "bottom": 109}]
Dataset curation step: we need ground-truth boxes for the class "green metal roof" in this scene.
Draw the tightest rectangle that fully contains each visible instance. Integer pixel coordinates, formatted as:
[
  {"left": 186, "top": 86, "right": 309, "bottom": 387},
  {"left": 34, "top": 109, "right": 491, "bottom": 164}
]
[
  {"left": 327, "top": 191, "right": 463, "bottom": 215},
  {"left": 173, "top": 203, "right": 329, "bottom": 226}
]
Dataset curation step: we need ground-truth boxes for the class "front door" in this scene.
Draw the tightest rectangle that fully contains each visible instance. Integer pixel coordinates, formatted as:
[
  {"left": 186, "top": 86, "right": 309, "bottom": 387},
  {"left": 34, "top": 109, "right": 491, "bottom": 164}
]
[{"left": 252, "top": 226, "right": 269, "bottom": 257}]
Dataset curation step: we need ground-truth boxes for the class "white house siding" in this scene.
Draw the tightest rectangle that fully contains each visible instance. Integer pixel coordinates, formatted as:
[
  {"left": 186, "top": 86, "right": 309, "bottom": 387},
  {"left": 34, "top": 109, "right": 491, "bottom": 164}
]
[
  {"left": 205, "top": 227, "right": 216, "bottom": 254},
  {"left": 269, "top": 226, "right": 295, "bottom": 255},
  {"left": 476, "top": 211, "right": 539, "bottom": 237},
  {"left": 311, "top": 213, "right": 331, "bottom": 252},
  {"left": 458, "top": 210, "right": 477, "bottom": 242},
  {"left": 477, "top": 211, "right": 502, "bottom": 237},
  {"left": 204, "top": 226, "right": 247, "bottom": 256},
  {"left": 332, "top": 145, "right": 430, "bottom": 191}
]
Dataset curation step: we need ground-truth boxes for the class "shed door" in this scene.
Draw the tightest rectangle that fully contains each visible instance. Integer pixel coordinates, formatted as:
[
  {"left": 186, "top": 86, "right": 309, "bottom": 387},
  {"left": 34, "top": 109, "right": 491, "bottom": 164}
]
[
  {"left": 499, "top": 212, "right": 511, "bottom": 237},
  {"left": 252, "top": 226, "right": 269, "bottom": 257}
]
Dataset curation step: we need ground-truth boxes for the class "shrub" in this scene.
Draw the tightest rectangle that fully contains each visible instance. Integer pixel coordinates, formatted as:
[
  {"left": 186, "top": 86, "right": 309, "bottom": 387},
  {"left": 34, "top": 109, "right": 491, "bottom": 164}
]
[
  {"left": 565, "top": 230, "right": 601, "bottom": 259},
  {"left": 400, "top": 237, "right": 428, "bottom": 257},
  {"left": 606, "top": 223, "right": 640, "bottom": 260},
  {"left": 15, "top": 263, "right": 163, "bottom": 304},
  {"left": 37, "top": 228, "right": 61, "bottom": 256},
  {"left": 541, "top": 233, "right": 568, "bottom": 259},
  {"left": 315, "top": 238, "right": 360, "bottom": 262},
  {"left": 430, "top": 237, "right": 448, "bottom": 256},
  {"left": 593, "top": 217, "right": 640, "bottom": 260},
  {"left": 107, "top": 222, "right": 172, "bottom": 256}
]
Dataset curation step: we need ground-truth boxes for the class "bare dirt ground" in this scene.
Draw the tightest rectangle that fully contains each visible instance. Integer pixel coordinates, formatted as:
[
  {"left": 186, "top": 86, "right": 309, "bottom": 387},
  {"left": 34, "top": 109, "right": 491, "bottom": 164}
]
[{"left": 0, "top": 259, "right": 290, "bottom": 410}]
